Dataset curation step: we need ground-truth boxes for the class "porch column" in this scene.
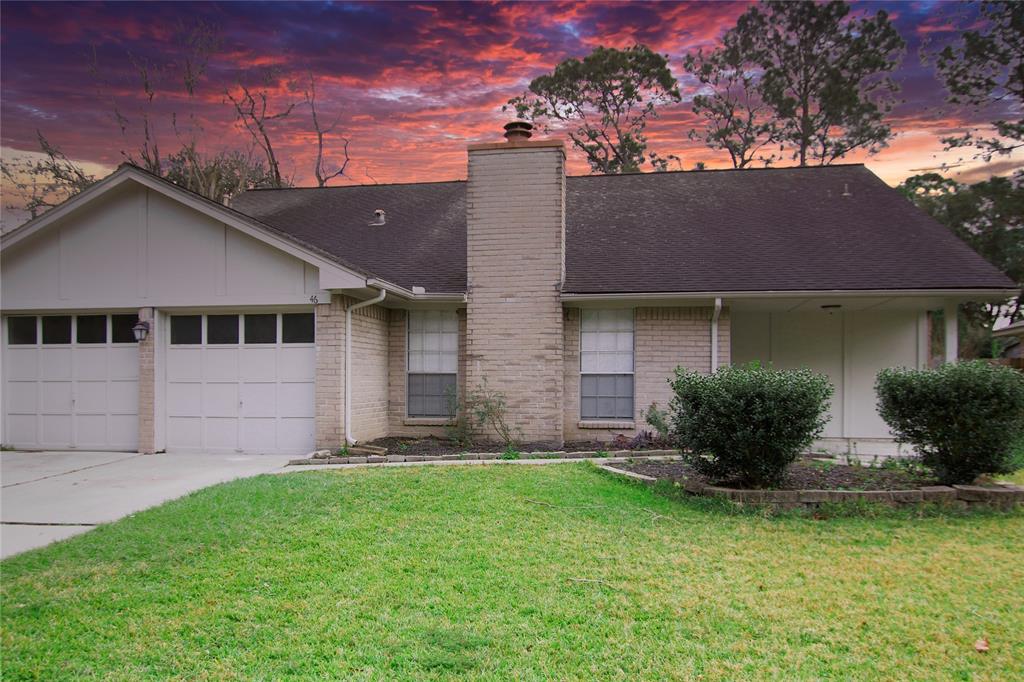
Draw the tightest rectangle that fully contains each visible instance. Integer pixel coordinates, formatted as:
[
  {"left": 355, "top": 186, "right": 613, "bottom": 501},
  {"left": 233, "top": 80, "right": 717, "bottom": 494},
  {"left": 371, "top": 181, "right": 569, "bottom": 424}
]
[
  {"left": 137, "top": 307, "right": 156, "bottom": 454},
  {"left": 943, "top": 300, "right": 959, "bottom": 363}
]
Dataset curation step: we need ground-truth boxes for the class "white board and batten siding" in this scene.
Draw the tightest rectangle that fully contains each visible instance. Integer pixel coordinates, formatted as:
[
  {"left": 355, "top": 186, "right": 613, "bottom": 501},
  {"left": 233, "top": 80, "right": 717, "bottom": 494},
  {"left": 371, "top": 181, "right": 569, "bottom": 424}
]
[
  {"left": 731, "top": 309, "right": 924, "bottom": 451},
  {"left": 2, "top": 181, "right": 330, "bottom": 454}
]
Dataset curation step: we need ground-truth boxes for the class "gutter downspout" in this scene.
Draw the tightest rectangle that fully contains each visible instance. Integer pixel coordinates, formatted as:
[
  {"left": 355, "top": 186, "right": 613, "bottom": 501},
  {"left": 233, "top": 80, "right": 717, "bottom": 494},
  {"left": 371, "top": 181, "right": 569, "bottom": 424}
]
[
  {"left": 710, "top": 297, "right": 722, "bottom": 373},
  {"left": 345, "top": 287, "right": 387, "bottom": 446}
]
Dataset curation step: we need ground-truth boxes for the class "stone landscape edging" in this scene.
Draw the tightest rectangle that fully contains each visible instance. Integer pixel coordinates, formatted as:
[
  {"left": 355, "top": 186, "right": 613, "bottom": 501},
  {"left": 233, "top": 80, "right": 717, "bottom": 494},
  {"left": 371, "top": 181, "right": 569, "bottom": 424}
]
[
  {"left": 288, "top": 449, "right": 680, "bottom": 466},
  {"left": 596, "top": 464, "right": 1024, "bottom": 511}
]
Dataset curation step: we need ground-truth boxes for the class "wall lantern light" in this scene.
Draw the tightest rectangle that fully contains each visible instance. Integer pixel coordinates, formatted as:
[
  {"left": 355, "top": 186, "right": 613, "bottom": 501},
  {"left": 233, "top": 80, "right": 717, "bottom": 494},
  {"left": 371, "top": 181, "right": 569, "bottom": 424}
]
[{"left": 132, "top": 319, "right": 150, "bottom": 342}]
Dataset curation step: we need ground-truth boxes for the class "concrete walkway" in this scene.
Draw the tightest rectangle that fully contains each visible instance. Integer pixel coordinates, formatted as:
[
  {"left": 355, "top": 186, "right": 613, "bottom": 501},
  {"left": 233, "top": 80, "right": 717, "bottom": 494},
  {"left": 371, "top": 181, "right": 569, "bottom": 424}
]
[{"left": 1, "top": 451, "right": 292, "bottom": 559}]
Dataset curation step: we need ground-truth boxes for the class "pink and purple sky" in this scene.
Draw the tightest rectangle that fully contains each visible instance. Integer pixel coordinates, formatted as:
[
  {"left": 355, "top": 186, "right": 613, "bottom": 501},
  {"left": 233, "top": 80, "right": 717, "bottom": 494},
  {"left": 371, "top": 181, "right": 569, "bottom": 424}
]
[{"left": 2, "top": 1, "right": 1020, "bottom": 227}]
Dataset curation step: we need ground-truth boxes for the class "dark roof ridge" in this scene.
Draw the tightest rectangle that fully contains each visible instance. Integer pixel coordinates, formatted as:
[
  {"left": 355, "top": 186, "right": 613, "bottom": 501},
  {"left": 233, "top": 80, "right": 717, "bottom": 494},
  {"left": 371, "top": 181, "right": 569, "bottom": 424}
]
[
  {"left": 243, "top": 178, "right": 467, "bottom": 192},
  {"left": 566, "top": 162, "right": 867, "bottom": 180}
]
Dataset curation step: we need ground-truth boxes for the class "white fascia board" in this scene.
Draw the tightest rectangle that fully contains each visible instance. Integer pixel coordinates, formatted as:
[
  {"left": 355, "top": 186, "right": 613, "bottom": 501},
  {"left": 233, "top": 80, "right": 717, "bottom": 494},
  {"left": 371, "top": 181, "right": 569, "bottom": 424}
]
[{"left": 365, "top": 278, "right": 467, "bottom": 303}]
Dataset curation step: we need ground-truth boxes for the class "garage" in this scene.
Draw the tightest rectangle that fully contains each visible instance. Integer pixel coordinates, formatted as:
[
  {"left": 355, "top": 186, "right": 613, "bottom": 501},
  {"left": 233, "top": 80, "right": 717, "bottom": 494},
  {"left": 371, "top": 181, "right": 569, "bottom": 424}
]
[
  {"left": 2, "top": 313, "right": 140, "bottom": 450},
  {"left": 164, "top": 311, "right": 316, "bottom": 455}
]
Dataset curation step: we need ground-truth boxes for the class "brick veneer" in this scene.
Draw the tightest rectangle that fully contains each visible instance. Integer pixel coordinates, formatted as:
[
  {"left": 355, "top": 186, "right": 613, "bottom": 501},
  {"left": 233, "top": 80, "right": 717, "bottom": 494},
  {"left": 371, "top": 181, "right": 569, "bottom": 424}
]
[
  {"left": 314, "top": 295, "right": 346, "bottom": 449},
  {"left": 136, "top": 306, "right": 156, "bottom": 454},
  {"left": 563, "top": 306, "right": 731, "bottom": 442},
  {"left": 465, "top": 142, "right": 566, "bottom": 444}
]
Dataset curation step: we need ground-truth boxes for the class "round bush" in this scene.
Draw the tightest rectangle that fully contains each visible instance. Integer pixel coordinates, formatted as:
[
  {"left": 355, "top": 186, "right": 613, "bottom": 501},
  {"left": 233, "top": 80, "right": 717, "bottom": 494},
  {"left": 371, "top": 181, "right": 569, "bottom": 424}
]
[
  {"left": 876, "top": 361, "right": 1024, "bottom": 484},
  {"left": 669, "top": 364, "right": 833, "bottom": 487}
]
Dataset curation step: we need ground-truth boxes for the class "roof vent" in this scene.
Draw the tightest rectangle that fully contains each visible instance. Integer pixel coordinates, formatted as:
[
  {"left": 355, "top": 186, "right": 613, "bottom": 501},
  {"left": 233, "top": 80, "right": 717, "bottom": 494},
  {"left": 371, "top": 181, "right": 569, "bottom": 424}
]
[
  {"left": 369, "top": 209, "right": 386, "bottom": 226},
  {"left": 504, "top": 120, "right": 533, "bottom": 141},
  {"left": 841, "top": 183, "right": 852, "bottom": 197}
]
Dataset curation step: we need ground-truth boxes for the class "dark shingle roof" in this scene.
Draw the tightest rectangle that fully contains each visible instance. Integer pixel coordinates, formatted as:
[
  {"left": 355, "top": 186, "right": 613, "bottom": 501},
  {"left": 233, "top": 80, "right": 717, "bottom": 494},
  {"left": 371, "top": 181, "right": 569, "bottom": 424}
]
[{"left": 232, "top": 165, "right": 1014, "bottom": 295}]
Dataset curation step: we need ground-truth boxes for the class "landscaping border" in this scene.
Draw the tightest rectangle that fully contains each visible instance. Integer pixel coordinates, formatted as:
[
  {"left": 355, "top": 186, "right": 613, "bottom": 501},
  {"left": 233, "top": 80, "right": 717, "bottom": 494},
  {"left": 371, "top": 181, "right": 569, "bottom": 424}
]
[
  {"left": 288, "top": 449, "right": 680, "bottom": 465},
  {"left": 597, "top": 464, "right": 1024, "bottom": 511}
]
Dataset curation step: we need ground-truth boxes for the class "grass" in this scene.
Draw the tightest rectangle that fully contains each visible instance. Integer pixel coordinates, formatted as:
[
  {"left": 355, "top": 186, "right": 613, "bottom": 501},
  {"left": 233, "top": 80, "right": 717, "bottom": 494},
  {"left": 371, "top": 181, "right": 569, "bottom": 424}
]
[{"left": 2, "top": 464, "right": 1022, "bottom": 681}]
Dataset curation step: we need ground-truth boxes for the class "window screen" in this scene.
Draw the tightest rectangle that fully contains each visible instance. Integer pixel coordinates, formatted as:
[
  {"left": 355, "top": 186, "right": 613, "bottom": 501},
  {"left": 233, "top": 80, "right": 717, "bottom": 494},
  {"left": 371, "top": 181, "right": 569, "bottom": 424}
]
[
  {"left": 282, "top": 313, "right": 314, "bottom": 343},
  {"left": 407, "top": 310, "right": 458, "bottom": 417},
  {"left": 42, "top": 316, "right": 72, "bottom": 344},
  {"left": 76, "top": 315, "right": 107, "bottom": 344},
  {"left": 207, "top": 315, "right": 239, "bottom": 344},
  {"left": 170, "top": 315, "right": 202, "bottom": 345},
  {"left": 244, "top": 314, "right": 277, "bottom": 344},
  {"left": 7, "top": 317, "right": 37, "bottom": 345},
  {"left": 580, "top": 309, "right": 634, "bottom": 420},
  {"left": 111, "top": 315, "right": 138, "bottom": 343}
]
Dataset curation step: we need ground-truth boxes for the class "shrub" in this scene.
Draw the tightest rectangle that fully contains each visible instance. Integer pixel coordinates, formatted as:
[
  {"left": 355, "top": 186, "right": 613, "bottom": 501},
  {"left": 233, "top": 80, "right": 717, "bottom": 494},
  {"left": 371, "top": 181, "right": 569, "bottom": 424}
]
[
  {"left": 876, "top": 361, "right": 1024, "bottom": 484},
  {"left": 643, "top": 402, "right": 672, "bottom": 441},
  {"left": 669, "top": 364, "right": 833, "bottom": 487},
  {"left": 444, "top": 380, "right": 523, "bottom": 447}
]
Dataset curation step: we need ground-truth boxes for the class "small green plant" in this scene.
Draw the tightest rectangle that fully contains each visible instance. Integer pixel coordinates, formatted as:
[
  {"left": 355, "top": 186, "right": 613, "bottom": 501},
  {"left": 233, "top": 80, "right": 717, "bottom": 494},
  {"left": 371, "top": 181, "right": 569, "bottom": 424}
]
[
  {"left": 334, "top": 445, "right": 349, "bottom": 457},
  {"left": 445, "top": 380, "right": 523, "bottom": 448},
  {"left": 876, "top": 361, "right": 1024, "bottom": 484},
  {"left": 643, "top": 402, "right": 673, "bottom": 441},
  {"left": 500, "top": 445, "right": 521, "bottom": 460},
  {"left": 594, "top": 449, "right": 609, "bottom": 458},
  {"left": 397, "top": 441, "right": 410, "bottom": 452}
]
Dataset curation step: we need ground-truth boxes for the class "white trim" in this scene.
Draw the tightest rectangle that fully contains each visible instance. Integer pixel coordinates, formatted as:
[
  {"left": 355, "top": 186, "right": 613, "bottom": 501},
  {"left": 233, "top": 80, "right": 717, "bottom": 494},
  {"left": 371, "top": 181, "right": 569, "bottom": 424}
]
[{"left": 561, "top": 288, "right": 1018, "bottom": 302}]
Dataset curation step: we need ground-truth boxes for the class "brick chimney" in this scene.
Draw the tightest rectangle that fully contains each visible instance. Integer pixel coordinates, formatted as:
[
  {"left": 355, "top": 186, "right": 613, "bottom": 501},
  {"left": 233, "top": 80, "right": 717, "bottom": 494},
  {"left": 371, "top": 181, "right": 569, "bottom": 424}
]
[{"left": 465, "top": 123, "right": 566, "bottom": 445}]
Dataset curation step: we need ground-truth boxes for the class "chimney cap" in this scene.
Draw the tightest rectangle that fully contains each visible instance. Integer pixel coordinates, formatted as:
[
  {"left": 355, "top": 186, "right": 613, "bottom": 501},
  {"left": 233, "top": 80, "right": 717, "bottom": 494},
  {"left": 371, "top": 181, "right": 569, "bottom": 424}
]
[{"left": 504, "top": 120, "right": 533, "bottom": 141}]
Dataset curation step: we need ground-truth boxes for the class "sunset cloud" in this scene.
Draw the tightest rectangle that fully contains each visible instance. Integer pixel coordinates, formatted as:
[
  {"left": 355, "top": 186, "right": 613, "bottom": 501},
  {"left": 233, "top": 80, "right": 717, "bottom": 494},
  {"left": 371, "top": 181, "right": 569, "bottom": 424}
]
[{"left": 1, "top": 0, "right": 1020, "bottom": 229}]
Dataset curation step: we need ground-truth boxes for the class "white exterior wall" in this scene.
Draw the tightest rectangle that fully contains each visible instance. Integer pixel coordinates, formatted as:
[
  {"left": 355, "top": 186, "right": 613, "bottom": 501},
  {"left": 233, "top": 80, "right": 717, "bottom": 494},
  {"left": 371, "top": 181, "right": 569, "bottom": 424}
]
[
  {"left": 731, "top": 310, "right": 925, "bottom": 452},
  {"left": 1, "top": 184, "right": 323, "bottom": 311}
]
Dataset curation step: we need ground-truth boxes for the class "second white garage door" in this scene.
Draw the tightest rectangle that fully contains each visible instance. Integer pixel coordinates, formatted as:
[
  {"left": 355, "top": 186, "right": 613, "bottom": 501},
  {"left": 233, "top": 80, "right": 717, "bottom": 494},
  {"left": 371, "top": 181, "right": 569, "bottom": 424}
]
[{"left": 165, "top": 312, "right": 315, "bottom": 455}]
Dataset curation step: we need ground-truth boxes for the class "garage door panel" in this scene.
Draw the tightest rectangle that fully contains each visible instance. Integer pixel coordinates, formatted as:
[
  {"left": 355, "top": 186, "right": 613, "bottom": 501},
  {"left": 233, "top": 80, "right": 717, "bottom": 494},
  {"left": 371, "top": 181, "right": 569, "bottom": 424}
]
[
  {"left": 279, "top": 418, "right": 314, "bottom": 452},
  {"left": 108, "top": 381, "right": 138, "bottom": 413},
  {"left": 40, "top": 382, "right": 73, "bottom": 413},
  {"left": 167, "top": 417, "right": 202, "bottom": 448},
  {"left": 6, "top": 382, "right": 38, "bottom": 413},
  {"left": 279, "top": 347, "right": 315, "bottom": 380},
  {"left": 168, "top": 383, "right": 202, "bottom": 417},
  {"left": 108, "top": 347, "right": 139, "bottom": 380},
  {"left": 75, "top": 382, "right": 108, "bottom": 413},
  {"left": 204, "top": 418, "right": 239, "bottom": 450},
  {"left": 75, "top": 414, "right": 107, "bottom": 446},
  {"left": 279, "top": 381, "right": 315, "bottom": 418},
  {"left": 40, "top": 415, "right": 72, "bottom": 446},
  {"left": 241, "top": 383, "right": 276, "bottom": 417},
  {"left": 204, "top": 383, "right": 240, "bottom": 417},
  {"left": 5, "top": 349, "right": 38, "bottom": 380},
  {"left": 203, "top": 348, "right": 239, "bottom": 382},
  {"left": 75, "top": 348, "right": 109, "bottom": 380},
  {"left": 242, "top": 418, "right": 276, "bottom": 451},
  {"left": 240, "top": 348, "right": 277, "bottom": 381},
  {"left": 167, "top": 348, "right": 203, "bottom": 381},
  {"left": 40, "top": 349, "right": 72, "bottom": 379},
  {"left": 108, "top": 415, "right": 138, "bottom": 448},
  {"left": 6, "top": 415, "right": 37, "bottom": 445}
]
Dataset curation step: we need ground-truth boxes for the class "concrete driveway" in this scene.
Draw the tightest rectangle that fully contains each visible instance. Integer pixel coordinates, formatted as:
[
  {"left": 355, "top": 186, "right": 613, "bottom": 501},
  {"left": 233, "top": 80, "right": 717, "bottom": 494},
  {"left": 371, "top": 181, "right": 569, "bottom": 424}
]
[{"left": 1, "top": 451, "right": 293, "bottom": 559}]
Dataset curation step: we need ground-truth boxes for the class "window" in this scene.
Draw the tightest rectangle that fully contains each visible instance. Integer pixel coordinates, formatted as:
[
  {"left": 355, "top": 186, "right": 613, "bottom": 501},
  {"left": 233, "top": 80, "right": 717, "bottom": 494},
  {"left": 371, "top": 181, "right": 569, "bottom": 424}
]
[
  {"left": 171, "top": 315, "right": 202, "bottom": 345},
  {"left": 76, "top": 315, "right": 107, "bottom": 344},
  {"left": 42, "top": 316, "right": 72, "bottom": 344},
  {"left": 407, "top": 310, "right": 458, "bottom": 418},
  {"left": 580, "top": 309, "right": 634, "bottom": 420},
  {"left": 282, "top": 313, "right": 314, "bottom": 343},
  {"left": 245, "top": 314, "right": 277, "bottom": 344},
  {"left": 207, "top": 315, "right": 239, "bottom": 344},
  {"left": 111, "top": 315, "right": 138, "bottom": 344},
  {"left": 8, "top": 317, "right": 37, "bottom": 345}
]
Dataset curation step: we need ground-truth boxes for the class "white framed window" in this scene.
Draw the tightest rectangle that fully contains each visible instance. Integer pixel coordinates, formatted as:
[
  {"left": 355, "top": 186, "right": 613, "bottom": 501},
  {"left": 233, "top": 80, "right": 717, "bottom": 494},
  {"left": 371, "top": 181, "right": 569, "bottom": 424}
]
[
  {"left": 407, "top": 310, "right": 458, "bottom": 418},
  {"left": 580, "top": 309, "right": 634, "bottom": 420}
]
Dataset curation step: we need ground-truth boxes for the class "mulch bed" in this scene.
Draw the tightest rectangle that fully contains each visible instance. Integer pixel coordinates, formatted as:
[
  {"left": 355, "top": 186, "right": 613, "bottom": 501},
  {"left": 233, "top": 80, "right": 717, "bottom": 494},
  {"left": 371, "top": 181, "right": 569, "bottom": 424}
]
[
  {"left": 364, "top": 437, "right": 664, "bottom": 457},
  {"left": 618, "top": 457, "right": 939, "bottom": 491}
]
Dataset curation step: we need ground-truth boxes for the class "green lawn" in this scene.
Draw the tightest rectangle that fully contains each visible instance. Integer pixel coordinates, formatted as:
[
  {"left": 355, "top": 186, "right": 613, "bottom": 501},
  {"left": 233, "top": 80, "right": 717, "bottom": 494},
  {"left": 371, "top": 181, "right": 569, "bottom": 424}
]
[{"left": 2, "top": 465, "right": 1022, "bottom": 681}]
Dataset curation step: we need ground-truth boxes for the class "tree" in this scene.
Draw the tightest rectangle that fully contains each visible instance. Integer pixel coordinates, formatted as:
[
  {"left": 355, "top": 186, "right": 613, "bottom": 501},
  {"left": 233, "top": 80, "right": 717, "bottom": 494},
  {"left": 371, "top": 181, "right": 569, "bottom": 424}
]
[
  {"left": 163, "top": 144, "right": 279, "bottom": 204},
  {"left": 506, "top": 45, "right": 681, "bottom": 174},
  {"left": 304, "top": 73, "right": 350, "bottom": 187},
  {"left": 0, "top": 132, "right": 96, "bottom": 220},
  {"left": 934, "top": 1, "right": 1024, "bottom": 160},
  {"left": 899, "top": 171, "right": 1024, "bottom": 356},
  {"left": 226, "top": 82, "right": 297, "bottom": 188},
  {"left": 708, "top": 0, "right": 905, "bottom": 167},
  {"left": 682, "top": 42, "right": 776, "bottom": 169}
]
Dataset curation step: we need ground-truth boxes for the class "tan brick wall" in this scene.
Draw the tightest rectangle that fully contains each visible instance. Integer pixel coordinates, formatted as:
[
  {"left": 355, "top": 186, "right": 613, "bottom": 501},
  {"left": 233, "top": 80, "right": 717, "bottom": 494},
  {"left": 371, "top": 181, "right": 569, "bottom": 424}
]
[
  {"left": 349, "top": 302, "right": 390, "bottom": 443},
  {"left": 387, "top": 308, "right": 467, "bottom": 439},
  {"left": 466, "top": 144, "right": 566, "bottom": 445},
  {"left": 137, "top": 307, "right": 156, "bottom": 454},
  {"left": 314, "top": 295, "right": 346, "bottom": 449},
  {"left": 563, "top": 305, "right": 731, "bottom": 442}
]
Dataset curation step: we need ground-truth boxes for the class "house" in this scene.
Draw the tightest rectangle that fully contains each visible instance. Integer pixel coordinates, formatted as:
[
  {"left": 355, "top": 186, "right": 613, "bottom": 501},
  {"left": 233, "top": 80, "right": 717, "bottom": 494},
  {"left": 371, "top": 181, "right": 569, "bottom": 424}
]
[{"left": 1, "top": 124, "right": 1015, "bottom": 456}]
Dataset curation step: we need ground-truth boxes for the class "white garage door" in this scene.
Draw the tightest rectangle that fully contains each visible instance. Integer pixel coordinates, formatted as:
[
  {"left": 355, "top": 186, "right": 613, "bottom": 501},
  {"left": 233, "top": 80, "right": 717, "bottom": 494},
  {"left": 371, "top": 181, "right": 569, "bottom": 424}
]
[
  {"left": 165, "top": 312, "right": 315, "bottom": 454},
  {"left": 2, "top": 314, "right": 139, "bottom": 451}
]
